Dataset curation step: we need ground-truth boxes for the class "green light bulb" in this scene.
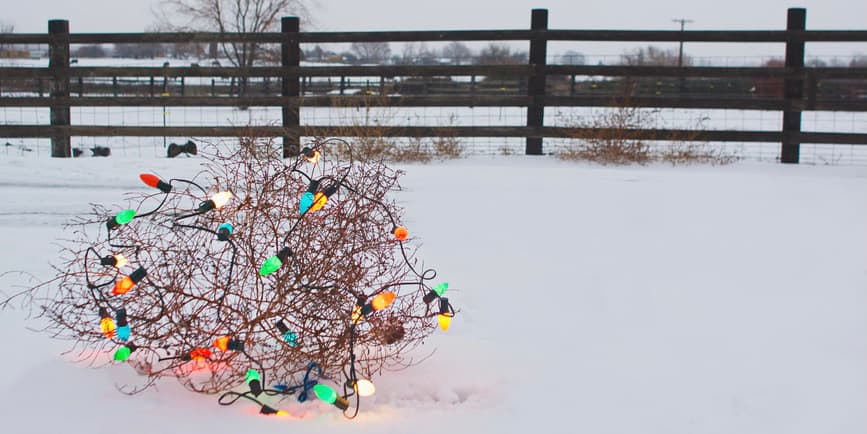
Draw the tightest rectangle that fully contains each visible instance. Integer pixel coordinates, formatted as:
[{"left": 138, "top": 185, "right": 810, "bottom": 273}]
[
  {"left": 114, "top": 209, "right": 136, "bottom": 225},
  {"left": 114, "top": 346, "right": 132, "bottom": 362},
  {"left": 313, "top": 384, "right": 337, "bottom": 404},
  {"left": 433, "top": 282, "right": 449, "bottom": 297},
  {"left": 245, "top": 369, "right": 260, "bottom": 384},
  {"left": 259, "top": 255, "right": 283, "bottom": 276}
]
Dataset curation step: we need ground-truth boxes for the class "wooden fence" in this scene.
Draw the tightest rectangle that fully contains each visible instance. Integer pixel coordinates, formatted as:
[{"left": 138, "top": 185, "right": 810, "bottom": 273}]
[{"left": 0, "top": 8, "right": 866, "bottom": 162}]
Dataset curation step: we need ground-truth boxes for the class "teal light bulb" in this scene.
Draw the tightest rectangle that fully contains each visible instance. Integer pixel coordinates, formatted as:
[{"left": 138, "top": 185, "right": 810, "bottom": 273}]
[
  {"left": 313, "top": 384, "right": 337, "bottom": 404},
  {"left": 283, "top": 331, "right": 298, "bottom": 347},
  {"left": 299, "top": 192, "right": 314, "bottom": 215}
]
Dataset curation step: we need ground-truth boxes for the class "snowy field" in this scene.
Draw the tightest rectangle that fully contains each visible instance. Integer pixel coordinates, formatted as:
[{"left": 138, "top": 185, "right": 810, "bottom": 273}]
[{"left": 0, "top": 153, "right": 865, "bottom": 434}]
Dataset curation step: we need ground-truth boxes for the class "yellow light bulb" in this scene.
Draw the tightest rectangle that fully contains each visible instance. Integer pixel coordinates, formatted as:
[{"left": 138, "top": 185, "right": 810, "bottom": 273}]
[
  {"left": 351, "top": 305, "right": 363, "bottom": 324},
  {"left": 438, "top": 313, "right": 453, "bottom": 331},
  {"left": 210, "top": 191, "right": 232, "bottom": 209},
  {"left": 309, "top": 192, "right": 328, "bottom": 212},
  {"left": 113, "top": 254, "right": 128, "bottom": 269},
  {"left": 355, "top": 379, "right": 376, "bottom": 397}
]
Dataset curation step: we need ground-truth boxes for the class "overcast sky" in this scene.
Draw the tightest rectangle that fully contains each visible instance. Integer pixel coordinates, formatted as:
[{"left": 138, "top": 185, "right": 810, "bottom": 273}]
[{"left": 5, "top": 0, "right": 866, "bottom": 58}]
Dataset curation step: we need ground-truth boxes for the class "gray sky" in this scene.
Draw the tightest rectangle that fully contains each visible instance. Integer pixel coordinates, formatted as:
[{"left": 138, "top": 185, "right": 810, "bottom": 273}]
[{"left": 5, "top": 0, "right": 866, "bottom": 58}]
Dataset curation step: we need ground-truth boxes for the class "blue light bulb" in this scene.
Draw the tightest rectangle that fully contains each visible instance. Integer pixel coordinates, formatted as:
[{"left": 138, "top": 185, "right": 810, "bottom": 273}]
[
  {"left": 299, "top": 192, "right": 314, "bottom": 215},
  {"left": 117, "top": 325, "right": 131, "bottom": 341},
  {"left": 283, "top": 331, "right": 298, "bottom": 347}
]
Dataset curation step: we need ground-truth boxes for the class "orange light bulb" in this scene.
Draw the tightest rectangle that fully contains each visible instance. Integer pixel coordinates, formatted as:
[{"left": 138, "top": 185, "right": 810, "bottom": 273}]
[
  {"left": 309, "top": 192, "right": 328, "bottom": 212},
  {"left": 371, "top": 292, "right": 396, "bottom": 311},
  {"left": 139, "top": 173, "right": 160, "bottom": 188},
  {"left": 393, "top": 226, "right": 408, "bottom": 241},
  {"left": 189, "top": 348, "right": 211, "bottom": 361},
  {"left": 113, "top": 276, "right": 134, "bottom": 295},
  {"left": 213, "top": 336, "right": 229, "bottom": 352}
]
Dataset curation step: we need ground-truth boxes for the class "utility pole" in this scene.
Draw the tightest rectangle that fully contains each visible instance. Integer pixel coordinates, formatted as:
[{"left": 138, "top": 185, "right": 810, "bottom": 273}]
[{"left": 672, "top": 18, "right": 693, "bottom": 93}]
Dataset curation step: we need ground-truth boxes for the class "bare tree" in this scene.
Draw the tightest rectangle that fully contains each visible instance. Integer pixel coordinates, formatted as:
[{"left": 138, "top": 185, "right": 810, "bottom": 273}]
[
  {"left": 157, "top": 0, "right": 311, "bottom": 94},
  {"left": 620, "top": 46, "right": 688, "bottom": 66},
  {"left": 350, "top": 42, "right": 391, "bottom": 64},
  {"left": 477, "top": 43, "right": 526, "bottom": 64},
  {"left": 442, "top": 41, "right": 471, "bottom": 65}
]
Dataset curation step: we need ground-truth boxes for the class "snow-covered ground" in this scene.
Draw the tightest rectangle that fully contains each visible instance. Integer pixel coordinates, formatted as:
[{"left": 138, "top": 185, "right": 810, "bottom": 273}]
[{"left": 0, "top": 153, "right": 865, "bottom": 433}]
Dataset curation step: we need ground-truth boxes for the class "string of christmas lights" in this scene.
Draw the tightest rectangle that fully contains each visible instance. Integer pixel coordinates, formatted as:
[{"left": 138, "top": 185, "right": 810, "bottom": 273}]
[{"left": 10, "top": 137, "right": 458, "bottom": 419}]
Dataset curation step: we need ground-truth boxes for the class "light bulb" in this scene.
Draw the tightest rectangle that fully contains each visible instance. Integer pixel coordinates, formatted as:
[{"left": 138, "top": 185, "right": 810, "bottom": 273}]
[
  {"left": 198, "top": 191, "right": 232, "bottom": 212},
  {"left": 354, "top": 379, "right": 376, "bottom": 397},
  {"left": 299, "top": 192, "right": 314, "bottom": 215},
  {"left": 114, "top": 343, "right": 137, "bottom": 362},
  {"left": 309, "top": 192, "right": 328, "bottom": 212},
  {"left": 371, "top": 292, "right": 396, "bottom": 311},
  {"left": 393, "top": 225, "right": 408, "bottom": 241},
  {"left": 259, "top": 247, "right": 292, "bottom": 276},
  {"left": 99, "top": 307, "right": 116, "bottom": 339},
  {"left": 106, "top": 209, "right": 136, "bottom": 230},
  {"left": 213, "top": 336, "right": 244, "bottom": 352},
  {"left": 187, "top": 348, "right": 211, "bottom": 361},
  {"left": 139, "top": 173, "right": 172, "bottom": 193},
  {"left": 100, "top": 254, "right": 128, "bottom": 269},
  {"left": 275, "top": 320, "right": 298, "bottom": 346},
  {"left": 438, "top": 297, "right": 454, "bottom": 331},
  {"left": 112, "top": 266, "right": 147, "bottom": 295}
]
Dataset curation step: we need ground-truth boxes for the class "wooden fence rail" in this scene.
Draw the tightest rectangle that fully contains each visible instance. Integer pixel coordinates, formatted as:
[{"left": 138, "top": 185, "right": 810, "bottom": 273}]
[{"left": 1, "top": 7, "right": 866, "bottom": 162}]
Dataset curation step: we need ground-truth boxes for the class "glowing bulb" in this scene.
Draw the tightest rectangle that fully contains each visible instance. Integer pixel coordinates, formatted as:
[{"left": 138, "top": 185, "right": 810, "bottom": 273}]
[
  {"left": 438, "top": 297, "right": 454, "bottom": 331},
  {"left": 354, "top": 379, "right": 376, "bottom": 397},
  {"left": 259, "top": 247, "right": 292, "bottom": 276},
  {"left": 198, "top": 191, "right": 232, "bottom": 212},
  {"left": 371, "top": 292, "right": 396, "bottom": 311},
  {"left": 313, "top": 384, "right": 337, "bottom": 403},
  {"left": 114, "top": 343, "right": 137, "bottom": 362},
  {"left": 260, "top": 404, "right": 290, "bottom": 416},
  {"left": 275, "top": 320, "right": 298, "bottom": 347},
  {"left": 112, "top": 266, "right": 147, "bottom": 295},
  {"left": 301, "top": 146, "right": 320, "bottom": 164},
  {"left": 213, "top": 336, "right": 229, "bottom": 352},
  {"left": 299, "top": 192, "right": 314, "bottom": 215},
  {"left": 100, "top": 254, "right": 128, "bottom": 269},
  {"left": 139, "top": 173, "right": 172, "bottom": 193},
  {"left": 189, "top": 347, "right": 211, "bottom": 361},
  {"left": 393, "top": 225, "right": 408, "bottom": 241},
  {"left": 309, "top": 192, "right": 328, "bottom": 212},
  {"left": 107, "top": 209, "right": 136, "bottom": 230},
  {"left": 100, "top": 317, "right": 116, "bottom": 339},
  {"left": 313, "top": 384, "right": 349, "bottom": 410},
  {"left": 350, "top": 305, "right": 363, "bottom": 324}
]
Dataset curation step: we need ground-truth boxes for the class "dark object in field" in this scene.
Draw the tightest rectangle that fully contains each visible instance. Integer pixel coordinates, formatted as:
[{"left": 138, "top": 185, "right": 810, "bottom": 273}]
[
  {"left": 90, "top": 146, "right": 111, "bottom": 157},
  {"left": 167, "top": 140, "right": 198, "bottom": 158}
]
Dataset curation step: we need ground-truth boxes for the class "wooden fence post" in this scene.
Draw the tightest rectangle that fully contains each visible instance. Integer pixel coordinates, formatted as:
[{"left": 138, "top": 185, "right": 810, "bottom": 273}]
[
  {"left": 281, "top": 16, "right": 300, "bottom": 158},
  {"left": 526, "top": 9, "right": 548, "bottom": 155},
  {"left": 781, "top": 8, "right": 806, "bottom": 164},
  {"left": 48, "top": 19, "right": 71, "bottom": 158}
]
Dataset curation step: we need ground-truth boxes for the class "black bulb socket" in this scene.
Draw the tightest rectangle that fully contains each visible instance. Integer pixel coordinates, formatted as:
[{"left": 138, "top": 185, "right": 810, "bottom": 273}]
[
  {"left": 155, "top": 180, "right": 172, "bottom": 194},
  {"left": 259, "top": 404, "right": 278, "bottom": 415},
  {"left": 275, "top": 320, "right": 289, "bottom": 334},
  {"left": 360, "top": 302, "right": 374, "bottom": 318},
  {"left": 301, "top": 147, "right": 316, "bottom": 159},
  {"left": 106, "top": 218, "right": 120, "bottom": 231},
  {"left": 98, "top": 306, "right": 110, "bottom": 319},
  {"left": 323, "top": 184, "right": 339, "bottom": 198},
  {"left": 276, "top": 247, "right": 293, "bottom": 262},
  {"left": 116, "top": 308, "right": 128, "bottom": 327},
  {"left": 129, "top": 266, "right": 147, "bottom": 284},
  {"left": 197, "top": 199, "right": 216, "bottom": 212},
  {"left": 439, "top": 298, "right": 452, "bottom": 316},
  {"left": 306, "top": 179, "right": 320, "bottom": 194},
  {"left": 226, "top": 338, "right": 244, "bottom": 352},
  {"left": 100, "top": 255, "right": 118, "bottom": 267},
  {"left": 333, "top": 396, "right": 350, "bottom": 411},
  {"left": 249, "top": 379, "right": 263, "bottom": 397},
  {"left": 422, "top": 289, "right": 439, "bottom": 304},
  {"left": 217, "top": 227, "right": 230, "bottom": 241}
]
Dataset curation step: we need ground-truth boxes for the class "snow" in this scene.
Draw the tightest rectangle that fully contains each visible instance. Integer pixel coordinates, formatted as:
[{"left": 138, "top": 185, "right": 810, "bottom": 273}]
[{"left": 0, "top": 153, "right": 866, "bottom": 433}]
